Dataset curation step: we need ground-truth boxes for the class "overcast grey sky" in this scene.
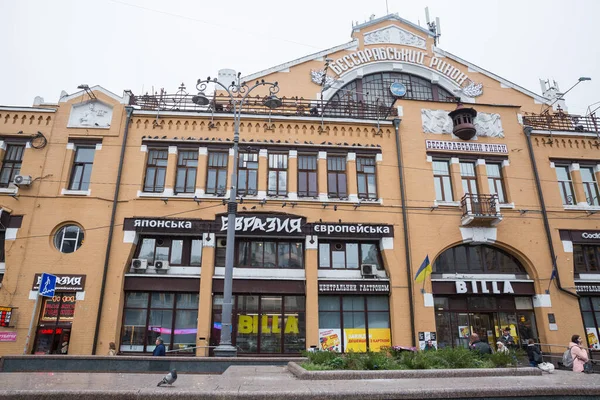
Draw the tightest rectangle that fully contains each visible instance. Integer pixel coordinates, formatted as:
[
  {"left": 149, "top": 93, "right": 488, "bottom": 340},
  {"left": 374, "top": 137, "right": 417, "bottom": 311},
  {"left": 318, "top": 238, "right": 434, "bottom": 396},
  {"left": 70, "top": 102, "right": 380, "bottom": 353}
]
[{"left": 1, "top": 0, "right": 598, "bottom": 115}]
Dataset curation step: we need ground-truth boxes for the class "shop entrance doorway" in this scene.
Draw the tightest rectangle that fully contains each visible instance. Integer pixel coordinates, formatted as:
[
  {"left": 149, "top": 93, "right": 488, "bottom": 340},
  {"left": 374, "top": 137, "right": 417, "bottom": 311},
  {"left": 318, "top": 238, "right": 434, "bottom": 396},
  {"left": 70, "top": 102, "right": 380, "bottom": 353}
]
[
  {"left": 469, "top": 312, "right": 497, "bottom": 345},
  {"left": 32, "top": 292, "right": 76, "bottom": 354}
]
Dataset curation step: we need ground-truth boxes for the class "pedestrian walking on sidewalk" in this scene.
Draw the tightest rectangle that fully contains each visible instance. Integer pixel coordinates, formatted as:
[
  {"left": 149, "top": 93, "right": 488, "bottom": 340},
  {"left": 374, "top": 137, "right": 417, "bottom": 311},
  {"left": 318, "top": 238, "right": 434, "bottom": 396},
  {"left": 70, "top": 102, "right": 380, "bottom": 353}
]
[
  {"left": 569, "top": 334, "right": 589, "bottom": 373},
  {"left": 153, "top": 337, "right": 166, "bottom": 356}
]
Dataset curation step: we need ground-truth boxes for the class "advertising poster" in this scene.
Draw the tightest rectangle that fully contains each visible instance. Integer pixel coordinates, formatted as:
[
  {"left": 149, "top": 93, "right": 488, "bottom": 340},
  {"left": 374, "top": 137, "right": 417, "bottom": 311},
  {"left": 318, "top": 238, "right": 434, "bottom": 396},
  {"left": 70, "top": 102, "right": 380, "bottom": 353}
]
[
  {"left": 586, "top": 327, "right": 600, "bottom": 350},
  {"left": 0, "top": 331, "right": 16, "bottom": 341},
  {"left": 458, "top": 326, "right": 470, "bottom": 338},
  {"left": 368, "top": 328, "right": 391, "bottom": 351},
  {"left": 418, "top": 331, "right": 438, "bottom": 350},
  {"left": 319, "top": 329, "right": 341, "bottom": 352},
  {"left": 343, "top": 328, "right": 367, "bottom": 352}
]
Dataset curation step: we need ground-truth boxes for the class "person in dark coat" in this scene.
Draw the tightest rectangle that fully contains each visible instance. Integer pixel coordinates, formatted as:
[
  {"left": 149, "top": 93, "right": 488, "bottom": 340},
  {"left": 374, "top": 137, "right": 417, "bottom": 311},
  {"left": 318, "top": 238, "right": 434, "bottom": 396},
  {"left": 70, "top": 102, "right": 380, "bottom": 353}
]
[
  {"left": 469, "top": 333, "right": 492, "bottom": 355},
  {"left": 526, "top": 339, "right": 542, "bottom": 367},
  {"left": 153, "top": 337, "right": 166, "bottom": 356},
  {"left": 499, "top": 327, "right": 515, "bottom": 348}
]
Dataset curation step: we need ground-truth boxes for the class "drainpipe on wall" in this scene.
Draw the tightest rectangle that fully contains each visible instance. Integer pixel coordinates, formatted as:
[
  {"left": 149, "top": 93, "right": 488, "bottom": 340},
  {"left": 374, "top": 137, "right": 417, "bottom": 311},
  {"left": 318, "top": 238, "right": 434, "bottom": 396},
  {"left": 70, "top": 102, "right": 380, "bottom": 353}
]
[
  {"left": 523, "top": 126, "right": 578, "bottom": 300},
  {"left": 393, "top": 117, "right": 416, "bottom": 347},
  {"left": 92, "top": 106, "right": 134, "bottom": 354}
]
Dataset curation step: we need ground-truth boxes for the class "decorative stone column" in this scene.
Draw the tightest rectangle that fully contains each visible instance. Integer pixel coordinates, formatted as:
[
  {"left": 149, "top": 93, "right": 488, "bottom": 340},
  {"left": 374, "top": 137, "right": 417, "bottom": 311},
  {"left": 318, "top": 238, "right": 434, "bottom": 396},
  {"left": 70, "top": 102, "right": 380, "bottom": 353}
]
[
  {"left": 304, "top": 235, "right": 320, "bottom": 350},
  {"left": 165, "top": 145, "right": 177, "bottom": 196},
  {"left": 288, "top": 150, "right": 298, "bottom": 200},
  {"left": 196, "top": 233, "right": 215, "bottom": 357},
  {"left": 346, "top": 152, "right": 358, "bottom": 202},
  {"left": 449, "top": 157, "right": 462, "bottom": 201},
  {"left": 375, "top": 153, "right": 384, "bottom": 202},
  {"left": 500, "top": 159, "right": 513, "bottom": 203},
  {"left": 257, "top": 149, "right": 268, "bottom": 198},
  {"left": 196, "top": 147, "right": 208, "bottom": 196},
  {"left": 318, "top": 151, "right": 328, "bottom": 201},
  {"left": 475, "top": 159, "right": 490, "bottom": 196}
]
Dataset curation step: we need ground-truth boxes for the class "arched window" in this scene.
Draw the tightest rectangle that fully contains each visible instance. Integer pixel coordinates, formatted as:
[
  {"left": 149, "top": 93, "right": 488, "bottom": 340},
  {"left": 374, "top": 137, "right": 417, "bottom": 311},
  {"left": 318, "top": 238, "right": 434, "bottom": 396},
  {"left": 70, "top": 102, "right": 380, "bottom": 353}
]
[
  {"left": 328, "top": 72, "right": 454, "bottom": 108},
  {"left": 433, "top": 244, "right": 526, "bottom": 274}
]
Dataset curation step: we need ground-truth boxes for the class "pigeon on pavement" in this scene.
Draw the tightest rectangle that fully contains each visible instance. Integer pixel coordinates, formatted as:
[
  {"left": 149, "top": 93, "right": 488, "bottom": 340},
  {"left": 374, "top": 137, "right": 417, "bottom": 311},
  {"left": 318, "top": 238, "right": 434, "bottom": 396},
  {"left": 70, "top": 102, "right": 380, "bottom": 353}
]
[{"left": 157, "top": 369, "right": 178, "bottom": 386}]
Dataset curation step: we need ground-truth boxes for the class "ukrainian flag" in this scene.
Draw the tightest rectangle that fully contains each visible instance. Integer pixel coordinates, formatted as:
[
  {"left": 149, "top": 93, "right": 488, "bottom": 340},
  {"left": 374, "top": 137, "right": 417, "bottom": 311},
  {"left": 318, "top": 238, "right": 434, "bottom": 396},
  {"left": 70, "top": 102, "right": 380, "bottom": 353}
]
[{"left": 414, "top": 255, "right": 432, "bottom": 283}]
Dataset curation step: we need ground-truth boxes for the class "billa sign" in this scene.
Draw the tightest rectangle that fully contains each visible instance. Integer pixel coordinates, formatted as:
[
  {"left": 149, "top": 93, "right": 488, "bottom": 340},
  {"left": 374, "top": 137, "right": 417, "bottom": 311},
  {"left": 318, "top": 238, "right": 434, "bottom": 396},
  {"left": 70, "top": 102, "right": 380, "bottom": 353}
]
[
  {"left": 432, "top": 280, "right": 535, "bottom": 295},
  {"left": 32, "top": 274, "right": 86, "bottom": 292}
]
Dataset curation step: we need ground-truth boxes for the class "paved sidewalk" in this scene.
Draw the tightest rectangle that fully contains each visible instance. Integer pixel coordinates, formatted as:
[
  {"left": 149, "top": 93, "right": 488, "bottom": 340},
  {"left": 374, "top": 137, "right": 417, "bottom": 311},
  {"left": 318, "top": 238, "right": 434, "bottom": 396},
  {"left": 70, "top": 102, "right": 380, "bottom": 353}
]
[{"left": 0, "top": 366, "right": 599, "bottom": 399}]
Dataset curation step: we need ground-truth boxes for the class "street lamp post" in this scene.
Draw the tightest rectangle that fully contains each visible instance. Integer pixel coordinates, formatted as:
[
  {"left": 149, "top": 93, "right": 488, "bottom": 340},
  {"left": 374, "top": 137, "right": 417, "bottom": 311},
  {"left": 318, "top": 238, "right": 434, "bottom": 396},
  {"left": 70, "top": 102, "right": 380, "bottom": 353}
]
[{"left": 193, "top": 74, "right": 282, "bottom": 357}]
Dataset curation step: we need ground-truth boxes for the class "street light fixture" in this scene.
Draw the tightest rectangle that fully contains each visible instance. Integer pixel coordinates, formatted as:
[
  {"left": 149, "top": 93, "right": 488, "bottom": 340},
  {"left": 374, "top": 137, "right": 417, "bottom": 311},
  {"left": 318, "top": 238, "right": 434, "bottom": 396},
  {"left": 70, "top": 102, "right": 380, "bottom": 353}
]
[{"left": 194, "top": 74, "right": 282, "bottom": 357}]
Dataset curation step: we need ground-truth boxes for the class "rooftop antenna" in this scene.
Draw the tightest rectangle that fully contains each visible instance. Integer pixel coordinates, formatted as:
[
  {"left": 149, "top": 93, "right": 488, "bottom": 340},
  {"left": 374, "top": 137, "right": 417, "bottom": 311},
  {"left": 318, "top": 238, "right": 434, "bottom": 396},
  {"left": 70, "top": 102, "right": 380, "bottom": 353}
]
[
  {"left": 385, "top": 0, "right": 389, "bottom": 14},
  {"left": 425, "top": 7, "right": 441, "bottom": 46}
]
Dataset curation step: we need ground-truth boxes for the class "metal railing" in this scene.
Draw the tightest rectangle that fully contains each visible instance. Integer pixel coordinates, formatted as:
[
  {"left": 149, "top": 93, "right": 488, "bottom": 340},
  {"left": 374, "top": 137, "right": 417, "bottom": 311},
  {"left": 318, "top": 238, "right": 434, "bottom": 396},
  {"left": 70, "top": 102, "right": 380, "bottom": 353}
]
[
  {"left": 522, "top": 111, "right": 600, "bottom": 133},
  {"left": 460, "top": 193, "right": 500, "bottom": 218},
  {"left": 128, "top": 89, "right": 397, "bottom": 121}
]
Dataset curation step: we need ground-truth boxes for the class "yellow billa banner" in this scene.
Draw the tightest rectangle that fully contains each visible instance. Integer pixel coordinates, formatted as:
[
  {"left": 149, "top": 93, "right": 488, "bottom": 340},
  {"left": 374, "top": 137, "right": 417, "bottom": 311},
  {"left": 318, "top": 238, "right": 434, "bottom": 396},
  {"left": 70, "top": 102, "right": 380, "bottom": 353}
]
[{"left": 237, "top": 314, "right": 299, "bottom": 334}]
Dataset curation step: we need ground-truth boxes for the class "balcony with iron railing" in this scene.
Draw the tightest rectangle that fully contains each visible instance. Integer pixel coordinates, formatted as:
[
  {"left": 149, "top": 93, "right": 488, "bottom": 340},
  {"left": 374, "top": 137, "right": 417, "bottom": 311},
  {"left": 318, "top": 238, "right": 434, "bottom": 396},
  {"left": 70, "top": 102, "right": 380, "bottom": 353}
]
[
  {"left": 460, "top": 193, "right": 502, "bottom": 226},
  {"left": 522, "top": 109, "right": 600, "bottom": 134},
  {"left": 126, "top": 85, "right": 398, "bottom": 121}
]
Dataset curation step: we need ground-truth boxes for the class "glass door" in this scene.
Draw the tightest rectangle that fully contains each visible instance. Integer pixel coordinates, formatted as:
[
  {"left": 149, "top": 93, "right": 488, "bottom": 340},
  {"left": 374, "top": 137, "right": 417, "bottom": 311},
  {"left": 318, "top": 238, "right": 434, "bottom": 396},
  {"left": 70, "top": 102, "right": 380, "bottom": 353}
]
[{"left": 469, "top": 312, "right": 496, "bottom": 345}]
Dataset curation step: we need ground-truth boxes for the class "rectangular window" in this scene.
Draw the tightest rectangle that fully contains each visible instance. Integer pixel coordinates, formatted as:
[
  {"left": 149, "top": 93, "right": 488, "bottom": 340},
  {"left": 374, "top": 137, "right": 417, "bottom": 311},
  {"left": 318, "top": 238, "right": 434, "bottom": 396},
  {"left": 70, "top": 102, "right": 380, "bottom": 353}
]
[
  {"left": 134, "top": 237, "right": 202, "bottom": 267},
  {"left": 120, "top": 291, "right": 199, "bottom": 353},
  {"left": 318, "top": 241, "right": 382, "bottom": 270},
  {"left": 298, "top": 154, "right": 317, "bottom": 197},
  {"left": 581, "top": 166, "right": 600, "bottom": 206},
  {"left": 237, "top": 153, "right": 259, "bottom": 196},
  {"left": 68, "top": 146, "right": 96, "bottom": 191},
  {"left": 486, "top": 163, "right": 506, "bottom": 203},
  {"left": 211, "top": 294, "right": 305, "bottom": 354},
  {"left": 143, "top": 149, "right": 168, "bottom": 193},
  {"left": 268, "top": 153, "right": 287, "bottom": 196},
  {"left": 573, "top": 244, "right": 600, "bottom": 273},
  {"left": 0, "top": 144, "right": 24, "bottom": 188},
  {"left": 206, "top": 152, "right": 228, "bottom": 196},
  {"left": 318, "top": 295, "right": 390, "bottom": 353},
  {"left": 433, "top": 160, "right": 453, "bottom": 201},
  {"left": 235, "top": 239, "right": 304, "bottom": 268},
  {"left": 460, "top": 162, "right": 478, "bottom": 195},
  {"left": 175, "top": 150, "right": 198, "bottom": 194},
  {"left": 357, "top": 157, "right": 377, "bottom": 199},
  {"left": 555, "top": 165, "right": 575, "bottom": 205},
  {"left": 327, "top": 155, "right": 347, "bottom": 198}
]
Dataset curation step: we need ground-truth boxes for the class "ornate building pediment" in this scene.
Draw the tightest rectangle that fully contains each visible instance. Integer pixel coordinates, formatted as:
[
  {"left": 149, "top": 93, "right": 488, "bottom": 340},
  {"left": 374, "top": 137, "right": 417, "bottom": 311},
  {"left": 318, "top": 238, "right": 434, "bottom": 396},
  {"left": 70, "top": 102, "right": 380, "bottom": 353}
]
[
  {"left": 363, "top": 25, "right": 426, "bottom": 49},
  {"left": 421, "top": 109, "right": 504, "bottom": 138},
  {"left": 68, "top": 100, "right": 113, "bottom": 129}
]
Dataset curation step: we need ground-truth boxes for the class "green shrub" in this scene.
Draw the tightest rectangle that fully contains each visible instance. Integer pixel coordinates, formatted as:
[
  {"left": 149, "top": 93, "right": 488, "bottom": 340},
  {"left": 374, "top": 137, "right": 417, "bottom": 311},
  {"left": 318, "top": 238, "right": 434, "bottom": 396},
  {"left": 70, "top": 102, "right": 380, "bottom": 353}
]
[
  {"left": 486, "top": 351, "right": 518, "bottom": 368},
  {"left": 301, "top": 363, "right": 335, "bottom": 371},
  {"left": 326, "top": 356, "right": 346, "bottom": 369},
  {"left": 301, "top": 350, "right": 339, "bottom": 365}
]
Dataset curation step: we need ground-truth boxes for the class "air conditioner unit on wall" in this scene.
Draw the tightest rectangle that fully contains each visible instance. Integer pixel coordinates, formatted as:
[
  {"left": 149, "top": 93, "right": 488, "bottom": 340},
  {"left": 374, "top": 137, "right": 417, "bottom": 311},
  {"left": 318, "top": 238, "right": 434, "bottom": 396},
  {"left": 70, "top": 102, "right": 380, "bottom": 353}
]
[
  {"left": 131, "top": 259, "right": 148, "bottom": 272},
  {"left": 155, "top": 260, "right": 170, "bottom": 271},
  {"left": 360, "top": 264, "right": 376, "bottom": 277},
  {"left": 13, "top": 175, "right": 32, "bottom": 187}
]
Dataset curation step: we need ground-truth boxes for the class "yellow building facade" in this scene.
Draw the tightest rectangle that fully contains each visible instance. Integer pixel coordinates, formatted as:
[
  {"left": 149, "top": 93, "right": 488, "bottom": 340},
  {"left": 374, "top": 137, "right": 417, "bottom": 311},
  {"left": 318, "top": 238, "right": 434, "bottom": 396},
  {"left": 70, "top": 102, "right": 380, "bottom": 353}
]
[{"left": 0, "top": 14, "right": 598, "bottom": 357}]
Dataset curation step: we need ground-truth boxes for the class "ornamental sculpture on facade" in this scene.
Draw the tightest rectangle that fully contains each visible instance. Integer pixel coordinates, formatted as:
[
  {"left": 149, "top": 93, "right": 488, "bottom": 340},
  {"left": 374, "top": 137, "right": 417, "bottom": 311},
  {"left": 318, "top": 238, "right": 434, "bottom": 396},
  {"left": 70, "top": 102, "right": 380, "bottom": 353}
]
[
  {"left": 461, "top": 82, "right": 484, "bottom": 98},
  {"left": 310, "top": 69, "right": 336, "bottom": 87},
  {"left": 363, "top": 26, "right": 427, "bottom": 49},
  {"left": 421, "top": 109, "right": 504, "bottom": 138}
]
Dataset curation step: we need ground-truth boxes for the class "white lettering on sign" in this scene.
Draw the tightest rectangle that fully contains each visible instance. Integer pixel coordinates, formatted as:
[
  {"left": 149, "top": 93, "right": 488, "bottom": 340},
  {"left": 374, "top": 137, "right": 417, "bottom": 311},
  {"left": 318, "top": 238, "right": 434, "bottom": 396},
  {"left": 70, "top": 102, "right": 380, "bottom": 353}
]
[
  {"left": 426, "top": 140, "right": 508, "bottom": 154},
  {"left": 576, "top": 285, "right": 600, "bottom": 293},
  {"left": 33, "top": 274, "right": 86, "bottom": 291},
  {"left": 582, "top": 232, "right": 600, "bottom": 239},
  {"left": 133, "top": 219, "right": 193, "bottom": 229},
  {"left": 455, "top": 280, "right": 516, "bottom": 295},
  {"left": 329, "top": 47, "right": 471, "bottom": 87},
  {"left": 312, "top": 224, "right": 392, "bottom": 236},
  {"left": 221, "top": 216, "right": 302, "bottom": 234},
  {"left": 318, "top": 283, "right": 390, "bottom": 293}
]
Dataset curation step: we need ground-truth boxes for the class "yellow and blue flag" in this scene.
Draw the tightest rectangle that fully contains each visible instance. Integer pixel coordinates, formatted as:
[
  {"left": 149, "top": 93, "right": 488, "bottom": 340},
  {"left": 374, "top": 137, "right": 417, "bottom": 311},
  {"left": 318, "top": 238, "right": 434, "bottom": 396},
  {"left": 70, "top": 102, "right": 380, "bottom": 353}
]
[{"left": 414, "top": 255, "right": 432, "bottom": 283}]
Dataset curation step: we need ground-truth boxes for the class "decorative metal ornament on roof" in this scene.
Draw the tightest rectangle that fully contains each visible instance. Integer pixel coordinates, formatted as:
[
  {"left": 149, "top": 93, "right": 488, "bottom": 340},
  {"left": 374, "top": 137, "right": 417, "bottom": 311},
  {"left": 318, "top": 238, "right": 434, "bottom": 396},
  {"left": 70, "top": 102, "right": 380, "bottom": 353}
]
[
  {"left": 461, "top": 82, "right": 483, "bottom": 98},
  {"left": 310, "top": 70, "right": 336, "bottom": 87}
]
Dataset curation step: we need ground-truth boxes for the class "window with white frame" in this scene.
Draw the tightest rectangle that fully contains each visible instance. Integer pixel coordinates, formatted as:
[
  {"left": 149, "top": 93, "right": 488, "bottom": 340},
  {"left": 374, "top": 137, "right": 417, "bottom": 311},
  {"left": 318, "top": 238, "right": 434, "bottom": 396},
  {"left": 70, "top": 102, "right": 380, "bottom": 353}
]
[
  {"left": 69, "top": 146, "right": 96, "bottom": 191},
  {"left": 581, "top": 166, "right": 600, "bottom": 206},
  {"left": 460, "top": 162, "right": 478, "bottom": 195},
  {"left": 54, "top": 224, "right": 84, "bottom": 254},
  {"left": 432, "top": 160, "right": 453, "bottom": 201},
  {"left": 175, "top": 150, "right": 198, "bottom": 194},
  {"left": 0, "top": 144, "right": 24, "bottom": 188},
  {"left": 136, "top": 236, "right": 202, "bottom": 266},
  {"left": 318, "top": 241, "right": 382, "bottom": 270},
  {"left": 486, "top": 163, "right": 506, "bottom": 203},
  {"left": 268, "top": 153, "right": 287, "bottom": 196},
  {"left": 357, "top": 157, "right": 377, "bottom": 199},
  {"left": 555, "top": 165, "right": 575, "bottom": 205},
  {"left": 237, "top": 153, "right": 258, "bottom": 196}
]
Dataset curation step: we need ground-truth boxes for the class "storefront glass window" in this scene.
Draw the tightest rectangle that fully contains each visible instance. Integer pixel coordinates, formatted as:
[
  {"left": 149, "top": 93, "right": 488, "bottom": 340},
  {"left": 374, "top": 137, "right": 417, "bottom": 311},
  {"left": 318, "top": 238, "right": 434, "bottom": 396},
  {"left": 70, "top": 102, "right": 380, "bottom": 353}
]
[
  {"left": 212, "top": 294, "right": 305, "bottom": 354},
  {"left": 33, "top": 293, "right": 77, "bottom": 354},
  {"left": 319, "top": 241, "right": 382, "bottom": 270},
  {"left": 580, "top": 297, "right": 600, "bottom": 350},
  {"left": 190, "top": 240, "right": 202, "bottom": 265},
  {"left": 318, "top": 295, "right": 390, "bottom": 353},
  {"left": 139, "top": 239, "right": 155, "bottom": 265},
  {"left": 433, "top": 244, "right": 526, "bottom": 274},
  {"left": 120, "top": 292, "right": 198, "bottom": 353},
  {"left": 170, "top": 240, "right": 183, "bottom": 265}
]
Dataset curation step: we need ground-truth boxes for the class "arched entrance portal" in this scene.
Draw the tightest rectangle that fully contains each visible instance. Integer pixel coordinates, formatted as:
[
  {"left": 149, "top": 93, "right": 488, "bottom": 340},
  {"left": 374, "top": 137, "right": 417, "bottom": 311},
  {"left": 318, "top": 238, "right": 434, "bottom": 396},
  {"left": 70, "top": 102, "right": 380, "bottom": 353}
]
[{"left": 431, "top": 244, "right": 538, "bottom": 350}]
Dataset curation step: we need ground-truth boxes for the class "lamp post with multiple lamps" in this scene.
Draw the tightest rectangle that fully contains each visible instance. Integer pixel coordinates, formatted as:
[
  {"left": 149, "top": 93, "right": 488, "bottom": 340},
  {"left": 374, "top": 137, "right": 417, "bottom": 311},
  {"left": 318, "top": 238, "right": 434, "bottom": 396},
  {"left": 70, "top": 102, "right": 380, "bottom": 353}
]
[{"left": 192, "top": 74, "right": 282, "bottom": 357}]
